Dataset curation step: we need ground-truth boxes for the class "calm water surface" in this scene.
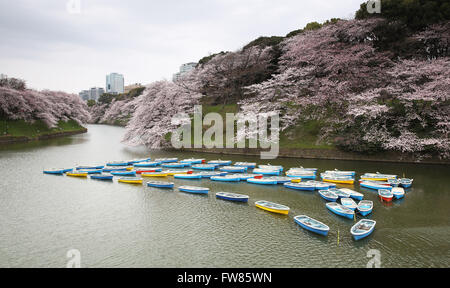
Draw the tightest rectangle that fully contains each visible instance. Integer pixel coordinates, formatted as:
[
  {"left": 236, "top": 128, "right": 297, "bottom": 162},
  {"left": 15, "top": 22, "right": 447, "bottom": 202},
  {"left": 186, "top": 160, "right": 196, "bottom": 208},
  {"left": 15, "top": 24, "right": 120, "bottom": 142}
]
[{"left": 0, "top": 125, "right": 449, "bottom": 267}]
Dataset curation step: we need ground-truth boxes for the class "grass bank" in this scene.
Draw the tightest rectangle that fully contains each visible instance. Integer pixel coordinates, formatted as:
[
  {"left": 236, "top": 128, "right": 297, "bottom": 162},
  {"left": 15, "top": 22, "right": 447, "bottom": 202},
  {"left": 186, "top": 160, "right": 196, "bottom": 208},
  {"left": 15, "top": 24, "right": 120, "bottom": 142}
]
[{"left": 0, "top": 119, "right": 87, "bottom": 144}]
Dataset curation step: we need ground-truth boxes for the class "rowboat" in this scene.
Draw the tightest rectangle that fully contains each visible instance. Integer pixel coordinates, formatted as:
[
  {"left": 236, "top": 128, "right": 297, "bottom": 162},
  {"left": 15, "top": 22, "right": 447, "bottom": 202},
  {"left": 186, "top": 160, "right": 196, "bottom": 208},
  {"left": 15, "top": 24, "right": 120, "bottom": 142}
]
[
  {"left": 125, "top": 166, "right": 134, "bottom": 171},
  {"left": 127, "top": 158, "right": 151, "bottom": 165},
  {"left": 155, "top": 158, "right": 178, "bottom": 163},
  {"left": 147, "top": 181, "right": 174, "bottom": 188},
  {"left": 285, "top": 171, "right": 316, "bottom": 179},
  {"left": 134, "top": 161, "right": 160, "bottom": 167},
  {"left": 290, "top": 178, "right": 302, "bottom": 183},
  {"left": 78, "top": 169, "right": 103, "bottom": 174},
  {"left": 179, "top": 186, "right": 209, "bottom": 194},
  {"left": 76, "top": 165, "right": 104, "bottom": 170},
  {"left": 358, "top": 179, "right": 391, "bottom": 186},
  {"left": 180, "top": 159, "right": 205, "bottom": 164},
  {"left": 236, "top": 174, "right": 263, "bottom": 180},
  {"left": 255, "top": 200, "right": 290, "bottom": 215},
  {"left": 290, "top": 166, "right": 318, "bottom": 172},
  {"left": 233, "top": 162, "right": 256, "bottom": 168},
  {"left": 102, "top": 167, "right": 128, "bottom": 172},
  {"left": 326, "top": 202, "right": 355, "bottom": 219},
  {"left": 174, "top": 174, "right": 202, "bottom": 180},
  {"left": 141, "top": 172, "right": 168, "bottom": 177},
  {"left": 318, "top": 190, "right": 339, "bottom": 202},
  {"left": 378, "top": 189, "right": 394, "bottom": 202},
  {"left": 216, "top": 192, "right": 249, "bottom": 203},
  {"left": 360, "top": 181, "right": 392, "bottom": 191},
  {"left": 258, "top": 165, "right": 283, "bottom": 171},
  {"left": 111, "top": 171, "right": 136, "bottom": 176},
  {"left": 118, "top": 177, "right": 143, "bottom": 184},
  {"left": 351, "top": 219, "right": 376, "bottom": 240},
  {"left": 66, "top": 171, "right": 88, "bottom": 178},
  {"left": 340, "top": 198, "right": 358, "bottom": 210},
  {"left": 265, "top": 176, "right": 294, "bottom": 184},
  {"left": 284, "top": 182, "right": 315, "bottom": 191},
  {"left": 321, "top": 174, "right": 355, "bottom": 184},
  {"left": 135, "top": 168, "right": 162, "bottom": 174},
  {"left": 357, "top": 200, "right": 373, "bottom": 216},
  {"left": 324, "top": 169, "right": 356, "bottom": 177},
  {"left": 399, "top": 178, "right": 413, "bottom": 188},
  {"left": 329, "top": 188, "right": 350, "bottom": 198},
  {"left": 387, "top": 179, "right": 401, "bottom": 187},
  {"left": 192, "top": 164, "right": 217, "bottom": 171},
  {"left": 253, "top": 168, "right": 280, "bottom": 176},
  {"left": 90, "top": 174, "right": 113, "bottom": 181},
  {"left": 338, "top": 188, "right": 364, "bottom": 201},
  {"left": 106, "top": 161, "right": 129, "bottom": 167},
  {"left": 220, "top": 166, "right": 247, "bottom": 173},
  {"left": 210, "top": 175, "right": 241, "bottom": 182},
  {"left": 43, "top": 168, "right": 71, "bottom": 175},
  {"left": 361, "top": 172, "right": 397, "bottom": 181},
  {"left": 294, "top": 215, "right": 330, "bottom": 236},
  {"left": 305, "top": 180, "right": 336, "bottom": 190},
  {"left": 195, "top": 172, "right": 223, "bottom": 178},
  {"left": 247, "top": 178, "right": 278, "bottom": 185},
  {"left": 161, "top": 162, "right": 188, "bottom": 168},
  {"left": 208, "top": 160, "right": 232, "bottom": 166},
  {"left": 392, "top": 187, "right": 405, "bottom": 199},
  {"left": 164, "top": 170, "right": 192, "bottom": 176}
]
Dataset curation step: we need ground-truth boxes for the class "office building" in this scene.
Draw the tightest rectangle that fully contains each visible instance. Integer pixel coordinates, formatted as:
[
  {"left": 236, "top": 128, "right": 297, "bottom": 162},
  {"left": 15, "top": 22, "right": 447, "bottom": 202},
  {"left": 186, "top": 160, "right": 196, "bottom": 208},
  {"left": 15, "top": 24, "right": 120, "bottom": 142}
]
[
  {"left": 172, "top": 62, "right": 197, "bottom": 82},
  {"left": 106, "top": 73, "right": 124, "bottom": 94}
]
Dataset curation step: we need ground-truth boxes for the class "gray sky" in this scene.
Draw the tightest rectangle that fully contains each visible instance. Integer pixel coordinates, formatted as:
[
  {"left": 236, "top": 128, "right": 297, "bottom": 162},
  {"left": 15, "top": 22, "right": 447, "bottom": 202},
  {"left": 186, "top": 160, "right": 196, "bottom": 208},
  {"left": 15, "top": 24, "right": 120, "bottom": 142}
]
[{"left": 0, "top": 0, "right": 363, "bottom": 93}]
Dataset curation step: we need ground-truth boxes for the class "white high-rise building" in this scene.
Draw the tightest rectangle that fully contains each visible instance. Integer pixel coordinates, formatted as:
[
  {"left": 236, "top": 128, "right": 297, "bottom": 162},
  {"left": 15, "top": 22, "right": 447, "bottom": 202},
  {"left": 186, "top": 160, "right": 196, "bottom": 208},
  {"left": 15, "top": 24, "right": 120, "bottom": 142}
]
[
  {"left": 106, "top": 73, "right": 124, "bottom": 94},
  {"left": 173, "top": 62, "right": 197, "bottom": 82},
  {"left": 79, "top": 87, "right": 104, "bottom": 102}
]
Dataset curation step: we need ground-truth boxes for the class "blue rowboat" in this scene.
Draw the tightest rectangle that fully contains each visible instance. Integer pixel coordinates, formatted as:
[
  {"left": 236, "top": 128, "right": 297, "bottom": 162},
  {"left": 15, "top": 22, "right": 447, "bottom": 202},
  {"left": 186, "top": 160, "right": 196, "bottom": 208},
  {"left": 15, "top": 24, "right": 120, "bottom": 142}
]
[
  {"left": 318, "top": 190, "right": 338, "bottom": 202},
  {"left": 253, "top": 168, "right": 280, "bottom": 176},
  {"left": 208, "top": 160, "right": 232, "bottom": 166},
  {"left": 265, "top": 176, "right": 293, "bottom": 184},
  {"left": 324, "top": 169, "right": 356, "bottom": 177},
  {"left": 357, "top": 200, "right": 373, "bottom": 216},
  {"left": 179, "top": 186, "right": 209, "bottom": 194},
  {"left": 155, "top": 158, "right": 178, "bottom": 163},
  {"left": 388, "top": 179, "right": 401, "bottom": 187},
  {"left": 338, "top": 188, "right": 364, "bottom": 201},
  {"left": 305, "top": 181, "right": 335, "bottom": 190},
  {"left": 162, "top": 162, "right": 188, "bottom": 168},
  {"left": 247, "top": 178, "right": 278, "bottom": 185},
  {"left": 210, "top": 176, "right": 241, "bottom": 182},
  {"left": 111, "top": 171, "right": 136, "bottom": 176},
  {"left": 76, "top": 165, "right": 104, "bottom": 170},
  {"left": 134, "top": 161, "right": 160, "bottom": 167},
  {"left": 147, "top": 181, "right": 174, "bottom": 188},
  {"left": 90, "top": 173, "right": 113, "bottom": 181},
  {"left": 43, "top": 168, "right": 70, "bottom": 175},
  {"left": 258, "top": 165, "right": 283, "bottom": 171},
  {"left": 220, "top": 166, "right": 247, "bottom": 173},
  {"left": 392, "top": 187, "right": 405, "bottom": 199},
  {"left": 285, "top": 171, "right": 316, "bottom": 179},
  {"left": 102, "top": 167, "right": 128, "bottom": 172},
  {"left": 127, "top": 158, "right": 151, "bottom": 165},
  {"left": 340, "top": 198, "right": 358, "bottom": 210},
  {"left": 174, "top": 174, "right": 202, "bottom": 180},
  {"left": 233, "top": 162, "right": 256, "bottom": 169},
  {"left": 351, "top": 219, "right": 376, "bottom": 241},
  {"left": 195, "top": 172, "right": 222, "bottom": 178},
  {"left": 360, "top": 181, "right": 392, "bottom": 191},
  {"left": 326, "top": 202, "right": 355, "bottom": 219},
  {"left": 216, "top": 192, "right": 249, "bottom": 203},
  {"left": 283, "top": 182, "right": 315, "bottom": 191},
  {"left": 106, "top": 161, "right": 129, "bottom": 167},
  {"left": 329, "top": 188, "right": 351, "bottom": 198},
  {"left": 399, "top": 178, "right": 413, "bottom": 188},
  {"left": 236, "top": 174, "right": 262, "bottom": 180},
  {"left": 294, "top": 215, "right": 330, "bottom": 236},
  {"left": 192, "top": 164, "right": 217, "bottom": 171},
  {"left": 180, "top": 159, "right": 204, "bottom": 165},
  {"left": 79, "top": 169, "right": 103, "bottom": 175}
]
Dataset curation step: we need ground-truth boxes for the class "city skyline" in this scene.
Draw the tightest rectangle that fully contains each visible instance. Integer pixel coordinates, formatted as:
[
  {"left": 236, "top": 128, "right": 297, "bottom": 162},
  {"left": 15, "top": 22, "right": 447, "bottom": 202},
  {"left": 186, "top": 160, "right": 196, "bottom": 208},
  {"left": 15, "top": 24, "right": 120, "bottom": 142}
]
[{"left": 0, "top": 0, "right": 363, "bottom": 94}]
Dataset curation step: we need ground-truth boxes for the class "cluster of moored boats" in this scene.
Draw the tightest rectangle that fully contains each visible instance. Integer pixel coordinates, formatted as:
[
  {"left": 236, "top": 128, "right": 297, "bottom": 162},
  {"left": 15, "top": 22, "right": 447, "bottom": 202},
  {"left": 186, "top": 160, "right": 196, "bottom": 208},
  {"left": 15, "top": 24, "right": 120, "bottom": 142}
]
[{"left": 43, "top": 158, "right": 413, "bottom": 241}]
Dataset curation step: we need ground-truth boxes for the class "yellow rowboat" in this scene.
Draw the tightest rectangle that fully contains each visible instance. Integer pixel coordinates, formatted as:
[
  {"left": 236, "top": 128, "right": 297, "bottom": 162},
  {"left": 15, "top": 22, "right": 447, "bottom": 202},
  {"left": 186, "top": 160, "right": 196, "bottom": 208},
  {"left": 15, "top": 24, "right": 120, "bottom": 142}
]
[
  {"left": 125, "top": 166, "right": 134, "bottom": 171},
  {"left": 291, "top": 178, "right": 302, "bottom": 183},
  {"left": 255, "top": 200, "right": 290, "bottom": 215},
  {"left": 141, "top": 173, "right": 168, "bottom": 177},
  {"left": 360, "top": 176, "right": 390, "bottom": 181},
  {"left": 322, "top": 177, "right": 354, "bottom": 184},
  {"left": 118, "top": 178, "right": 143, "bottom": 184},
  {"left": 66, "top": 172, "right": 88, "bottom": 178},
  {"left": 164, "top": 170, "right": 191, "bottom": 176}
]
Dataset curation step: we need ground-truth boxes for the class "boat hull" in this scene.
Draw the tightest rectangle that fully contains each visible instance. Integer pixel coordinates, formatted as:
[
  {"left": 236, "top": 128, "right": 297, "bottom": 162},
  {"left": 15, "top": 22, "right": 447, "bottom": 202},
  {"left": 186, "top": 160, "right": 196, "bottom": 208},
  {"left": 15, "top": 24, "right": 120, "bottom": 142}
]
[
  {"left": 294, "top": 218, "right": 329, "bottom": 236},
  {"left": 255, "top": 203, "right": 289, "bottom": 215},
  {"left": 216, "top": 194, "right": 249, "bottom": 203}
]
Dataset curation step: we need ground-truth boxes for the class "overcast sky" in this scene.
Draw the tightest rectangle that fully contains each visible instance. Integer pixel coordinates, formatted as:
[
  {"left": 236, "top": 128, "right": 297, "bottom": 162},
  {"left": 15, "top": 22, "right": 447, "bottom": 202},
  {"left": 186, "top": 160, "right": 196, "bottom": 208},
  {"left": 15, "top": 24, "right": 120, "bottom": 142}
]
[{"left": 0, "top": 0, "right": 363, "bottom": 94}]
